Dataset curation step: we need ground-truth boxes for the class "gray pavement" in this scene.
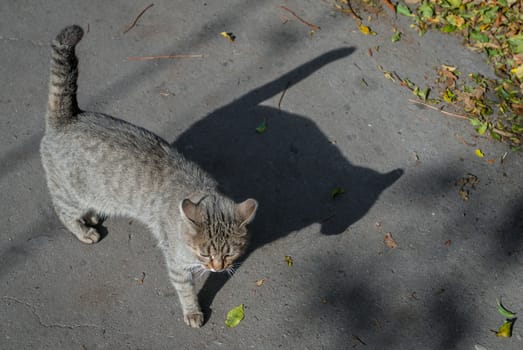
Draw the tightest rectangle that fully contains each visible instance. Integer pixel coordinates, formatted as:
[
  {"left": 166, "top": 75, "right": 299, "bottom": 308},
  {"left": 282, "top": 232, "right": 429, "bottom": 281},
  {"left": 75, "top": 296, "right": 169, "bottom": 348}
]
[{"left": 1, "top": 1, "right": 522, "bottom": 349}]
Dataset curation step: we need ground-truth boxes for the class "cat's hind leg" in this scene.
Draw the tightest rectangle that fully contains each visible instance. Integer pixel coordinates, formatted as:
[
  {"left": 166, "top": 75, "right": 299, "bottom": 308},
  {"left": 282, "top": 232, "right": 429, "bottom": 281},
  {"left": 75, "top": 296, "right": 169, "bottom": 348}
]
[{"left": 52, "top": 198, "right": 101, "bottom": 244}]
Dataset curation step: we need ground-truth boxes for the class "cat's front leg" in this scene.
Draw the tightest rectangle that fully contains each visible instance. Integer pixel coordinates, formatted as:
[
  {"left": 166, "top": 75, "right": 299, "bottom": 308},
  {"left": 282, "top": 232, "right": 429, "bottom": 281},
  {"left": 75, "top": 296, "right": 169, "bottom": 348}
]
[{"left": 167, "top": 266, "right": 203, "bottom": 328}]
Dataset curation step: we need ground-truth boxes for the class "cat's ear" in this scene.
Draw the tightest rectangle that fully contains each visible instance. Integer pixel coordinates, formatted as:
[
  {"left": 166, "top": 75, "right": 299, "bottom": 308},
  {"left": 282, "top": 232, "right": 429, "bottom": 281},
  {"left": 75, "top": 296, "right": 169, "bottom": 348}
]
[
  {"left": 237, "top": 199, "right": 258, "bottom": 227},
  {"left": 180, "top": 199, "right": 202, "bottom": 227}
]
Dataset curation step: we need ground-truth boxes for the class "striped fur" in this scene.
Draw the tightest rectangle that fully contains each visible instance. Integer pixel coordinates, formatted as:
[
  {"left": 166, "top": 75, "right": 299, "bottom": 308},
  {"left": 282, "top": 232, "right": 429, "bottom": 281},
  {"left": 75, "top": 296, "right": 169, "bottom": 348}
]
[
  {"left": 47, "top": 25, "right": 83, "bottom": 128},
  {"left": 40, "top": 25, "right": 258, "bottom": 328}
]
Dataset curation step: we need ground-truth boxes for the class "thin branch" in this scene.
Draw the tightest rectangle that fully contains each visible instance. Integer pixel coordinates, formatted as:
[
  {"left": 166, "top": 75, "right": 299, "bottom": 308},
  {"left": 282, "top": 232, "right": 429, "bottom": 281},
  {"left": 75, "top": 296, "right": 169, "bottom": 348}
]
[
  {"left": 408, "top": 99, "right": 469, "bottom": 120},
  {"left": 127, "top": 54, "right": 203, "bottom": 61},
  {"left": 279, "top": 5, "right": 321, "bottom": 31},
  {"left": 123, "top": 3, "right": 154, "bottom": 34},
  {"left": 278, "top": 81, "right": 291, "bottom": 110},
  {"left": 492, "top": 128, "right": 515, "bottom": 137},
  {"left": 340, "top": 1, "right": 361, "bottom": 21}
]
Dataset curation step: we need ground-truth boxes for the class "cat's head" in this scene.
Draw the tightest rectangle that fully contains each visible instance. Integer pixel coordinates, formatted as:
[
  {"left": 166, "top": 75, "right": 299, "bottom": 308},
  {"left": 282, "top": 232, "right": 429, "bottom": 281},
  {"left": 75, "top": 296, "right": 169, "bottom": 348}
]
[{"left": 179, "top": 195, "right": 258, "bottom": 272}]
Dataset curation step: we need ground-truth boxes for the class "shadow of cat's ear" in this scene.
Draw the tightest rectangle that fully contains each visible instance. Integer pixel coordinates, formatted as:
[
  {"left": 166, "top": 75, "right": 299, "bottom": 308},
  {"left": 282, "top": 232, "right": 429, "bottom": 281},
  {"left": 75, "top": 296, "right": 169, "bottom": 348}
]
[
  {"left": 238, "top": 199, "right": 258, "bottom": 227},
  {"left": 385, "top": 168, "right": 404, "bottom": 186}
]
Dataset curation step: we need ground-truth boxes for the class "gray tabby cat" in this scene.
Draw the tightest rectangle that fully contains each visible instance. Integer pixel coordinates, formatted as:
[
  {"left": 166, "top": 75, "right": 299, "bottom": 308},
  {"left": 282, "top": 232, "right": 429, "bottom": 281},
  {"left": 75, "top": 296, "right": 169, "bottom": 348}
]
[{"left": 40, "top": 25, "right": 258, "bottom": 328}]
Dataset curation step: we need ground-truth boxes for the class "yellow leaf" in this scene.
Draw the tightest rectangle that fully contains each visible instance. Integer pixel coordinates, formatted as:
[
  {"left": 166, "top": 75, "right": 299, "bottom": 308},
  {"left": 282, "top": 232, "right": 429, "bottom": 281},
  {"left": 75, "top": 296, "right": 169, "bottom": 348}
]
[
  {"left": 475, "top": 149, "right": 485, "bottom": 158},
  {"left": 441, "top": 64, "right": 457, "bottom": 72},
  {"left": 494, "top": 319, "right": 515, "bottom": 337},
  {"left": 285, "top": 255, "right": 293, "bottom": 267},
  {"left": 359, "top": 24, "right": 376, "bottom": 35},
  {"left": 255, "top": 278, "right": 265, "bottom": 287},
  {"left": 220, "top": 32, "right": 236, "bottom": 42},
  {"left": 511, "top": 65, "right": 523, "bottom": 80}
]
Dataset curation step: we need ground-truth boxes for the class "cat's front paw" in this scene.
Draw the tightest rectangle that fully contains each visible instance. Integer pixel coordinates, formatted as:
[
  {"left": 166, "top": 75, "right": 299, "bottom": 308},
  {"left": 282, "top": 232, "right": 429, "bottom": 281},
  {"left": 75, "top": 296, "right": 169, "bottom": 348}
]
[
  {"left": 184, "top": 311, "right": 204, "bottom": 328},
  {"left": 78, "top": 228, "right": 101, "bottom": 244}
]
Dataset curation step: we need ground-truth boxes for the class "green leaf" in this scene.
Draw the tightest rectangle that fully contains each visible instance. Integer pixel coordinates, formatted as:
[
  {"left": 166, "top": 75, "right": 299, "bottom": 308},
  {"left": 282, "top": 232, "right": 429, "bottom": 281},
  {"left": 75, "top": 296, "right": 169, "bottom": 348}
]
[
  {"left": 446, "top": 0, "right": 461, "bottom": 8},
  {"left": 477, "top": 122, "right": 488, "bottom": 135},
  {"left": 441, "top": 24, "right": 457, "bottom": 33},
  {"left": 418, "top": 2, "right": 434, "bottom": 19},
  {"left": 507, "top": 35, "right": 523, "bottom": 54},
  {"left": 256, "top": 120, "right": 267, "bottom": 133},
  {"left": 497, "top": 298, "right": 517, "bottom": 319},
  {"left": 413, "top": 87, "right": 429, "bottom": 101},
  {"left": 225, "top": 304, "right": 245, "bottom": 328},
  {"left": 491, "top": 131, "right": 501, "bottom": 141},
  {"left": 396, "top": 3, "right": 413, "bottom": 17},
  {"left": 470, "top": 30, "right": 489, "bottom": 43},
  {"left": 391, "top": 31, "right": 402, "bottom": 42},
  {"left": 470, "top": 118, "right": 482, "bottom": 127},
  {"left": 331, "top": 187, "right": 345, "bottom": 199},
  {"left": 443, "top": 88, "right": 456, "bottom": 103}
]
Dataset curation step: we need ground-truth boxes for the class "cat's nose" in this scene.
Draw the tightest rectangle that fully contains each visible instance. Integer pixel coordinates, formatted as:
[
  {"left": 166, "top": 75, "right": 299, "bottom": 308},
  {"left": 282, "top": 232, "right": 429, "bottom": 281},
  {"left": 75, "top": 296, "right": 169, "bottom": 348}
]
[{"left": 209, "top": 259, "right": 224, "bottom": 272}]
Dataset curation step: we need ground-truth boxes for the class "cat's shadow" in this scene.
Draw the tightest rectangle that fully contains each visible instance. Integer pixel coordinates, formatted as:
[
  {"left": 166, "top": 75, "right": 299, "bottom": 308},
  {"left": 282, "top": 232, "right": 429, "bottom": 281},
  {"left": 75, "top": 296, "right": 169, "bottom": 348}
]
[{"left": 170, "top": 48, "right": 403, "bottom": 320}]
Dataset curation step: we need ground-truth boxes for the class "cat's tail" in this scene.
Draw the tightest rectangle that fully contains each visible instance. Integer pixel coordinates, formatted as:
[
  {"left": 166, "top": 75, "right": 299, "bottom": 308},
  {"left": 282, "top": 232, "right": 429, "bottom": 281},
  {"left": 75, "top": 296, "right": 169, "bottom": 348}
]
[{"left": 46, "top": 25, "right": 84, "bottom": 128}]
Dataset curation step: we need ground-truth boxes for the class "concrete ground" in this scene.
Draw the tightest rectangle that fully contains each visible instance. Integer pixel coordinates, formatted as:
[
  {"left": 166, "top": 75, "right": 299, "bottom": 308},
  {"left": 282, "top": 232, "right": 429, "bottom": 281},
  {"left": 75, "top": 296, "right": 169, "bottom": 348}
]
[{"left": 1, "top": 0, "right": 522, "bottom": 349}]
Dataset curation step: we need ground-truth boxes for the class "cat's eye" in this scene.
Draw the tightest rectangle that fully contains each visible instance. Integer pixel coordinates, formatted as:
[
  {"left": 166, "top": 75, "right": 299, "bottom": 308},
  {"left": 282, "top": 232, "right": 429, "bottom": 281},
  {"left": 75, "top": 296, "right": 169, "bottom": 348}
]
[{"left": 200, "top": 253, "right": 210, "bottom": 258}]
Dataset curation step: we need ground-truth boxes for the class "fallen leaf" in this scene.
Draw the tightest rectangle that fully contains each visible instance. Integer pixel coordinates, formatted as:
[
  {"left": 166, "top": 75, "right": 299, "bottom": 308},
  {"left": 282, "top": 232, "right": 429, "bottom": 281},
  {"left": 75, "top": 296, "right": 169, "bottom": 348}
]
[
  {"left": 330, "top": 187, "right": 345, "bottom": 199},
  {"left": 475, "top": 149, "right": 485, "bottom": 158},
  {"left": 511, "top": 65, "right": 523, "bottom": 80},
  {"left": 497, "top": 298, "right": 517, "bottom": 319},
  {"left": 256, "top": 120, "right": 267, "bottom": 133},
  {"left": 384, "top": 233, "right": 398, "bottom": 248},
  {"left": 358, "top": 23, "right": 376, "bottom": 35},
  {"left": 396, "top": 3, "right": 413, "bottom": 17},
  {"left": 494, "top": 319, "right": 516, "bottom": 337},
  {"left": 391, "top": 31, "right": 402, "bottom": 42},
  {"left": 255, "top": 278, "right": 265, "bottom": 287},
  {"left": 135, "top": 272, "right": 146, "bottom": 285},
  {"left": 285, "top": 255, "right": 293, "bottom": 267},
  {"left": 444, "top": 239, "right": 452, "bottom": 246},
  {"left": 220, "top": 32, "right": 236, "bottom": 42},
  {"left": 225, "top": 304, "right": 245, "bottom": 328},
  {"left": 487, "top": 158, "right": 496, "bottom": 164}
]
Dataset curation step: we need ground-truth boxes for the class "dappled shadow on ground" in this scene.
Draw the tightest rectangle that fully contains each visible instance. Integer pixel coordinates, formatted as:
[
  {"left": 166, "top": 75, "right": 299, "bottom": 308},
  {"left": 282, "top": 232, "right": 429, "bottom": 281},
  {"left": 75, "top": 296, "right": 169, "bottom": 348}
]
[
  {"left": 170, "top": 48, "right": 403, "bottom": 315},
  {"left": 306, "top": 269, "right": 471, "bottom": 349}
]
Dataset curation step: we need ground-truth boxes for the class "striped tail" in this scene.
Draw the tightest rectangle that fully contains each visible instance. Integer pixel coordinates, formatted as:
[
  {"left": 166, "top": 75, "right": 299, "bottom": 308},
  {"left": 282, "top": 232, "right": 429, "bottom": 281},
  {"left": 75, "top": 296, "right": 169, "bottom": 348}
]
[{"left": 46, "top": 25, "right": 84, "bottom": 128}]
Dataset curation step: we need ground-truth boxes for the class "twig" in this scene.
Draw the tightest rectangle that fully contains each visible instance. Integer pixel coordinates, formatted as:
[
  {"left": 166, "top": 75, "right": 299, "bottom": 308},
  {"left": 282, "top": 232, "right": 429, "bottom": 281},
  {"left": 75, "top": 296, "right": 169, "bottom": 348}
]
[
  {"left": 123, "top": 3, "right": 154, "bottom": 34},
  {"left": 492, "top": 128, "right": 515, "bottom": 137},
  {"left": 408, "top": 99, "right": 469, "bottom": 120},
  {"left": 342, "top": 0, "right": 362, "bottom": 21},
  {"left": 278, "top": 81, "right": 291, "bottom": 110},
  {"left": 455, "top": 134, "right": 476, "bottom": 146},
  {"left": 279, "top": 5, "right": 321, "bottom": 31},
  {"left": 127, "top": 54, "right": 203, "bottom": 61}
]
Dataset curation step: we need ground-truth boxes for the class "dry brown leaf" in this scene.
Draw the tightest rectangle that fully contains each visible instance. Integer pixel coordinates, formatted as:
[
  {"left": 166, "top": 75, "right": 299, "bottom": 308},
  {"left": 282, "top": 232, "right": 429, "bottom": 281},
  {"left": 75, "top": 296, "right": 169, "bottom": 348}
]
[
  {"left": 384, "top": 233, "right": 398, "bottom": 248},
  {"left": 255, "top": 278, "right": 265, "bottom": 287}
]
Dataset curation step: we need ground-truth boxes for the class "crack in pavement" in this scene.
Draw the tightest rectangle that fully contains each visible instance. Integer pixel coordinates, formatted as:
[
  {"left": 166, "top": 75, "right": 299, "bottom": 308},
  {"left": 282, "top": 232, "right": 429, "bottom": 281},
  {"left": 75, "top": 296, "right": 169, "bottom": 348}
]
[
  {"left": 1, "top": 296, "right": 100, "bottom": 330},
  {"left": 1, "top": 296, "right": 177, "bottom": 339}
]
